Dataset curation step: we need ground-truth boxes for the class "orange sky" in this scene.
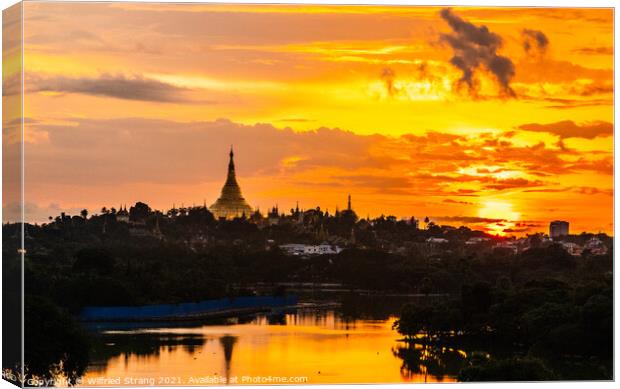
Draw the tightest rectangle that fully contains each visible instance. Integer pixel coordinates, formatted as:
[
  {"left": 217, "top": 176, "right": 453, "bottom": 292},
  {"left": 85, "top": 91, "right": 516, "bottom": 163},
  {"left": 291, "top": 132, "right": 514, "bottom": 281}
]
[{"left": 2, "top": 2, "right": 614, "bottom": 235}]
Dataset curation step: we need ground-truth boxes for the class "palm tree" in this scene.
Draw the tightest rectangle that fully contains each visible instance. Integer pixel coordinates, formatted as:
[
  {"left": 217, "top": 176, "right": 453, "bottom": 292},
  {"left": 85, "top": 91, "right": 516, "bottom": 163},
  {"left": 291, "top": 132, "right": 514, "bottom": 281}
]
[{"left": 80, "top": 209, "right": 88, "bottom": 220}]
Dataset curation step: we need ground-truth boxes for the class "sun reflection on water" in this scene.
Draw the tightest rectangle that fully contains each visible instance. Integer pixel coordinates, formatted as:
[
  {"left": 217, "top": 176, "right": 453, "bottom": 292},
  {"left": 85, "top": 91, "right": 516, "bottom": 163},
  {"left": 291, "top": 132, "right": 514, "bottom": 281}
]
[{"left": 80, "top": 311, "right": 460, "bottom": 385}]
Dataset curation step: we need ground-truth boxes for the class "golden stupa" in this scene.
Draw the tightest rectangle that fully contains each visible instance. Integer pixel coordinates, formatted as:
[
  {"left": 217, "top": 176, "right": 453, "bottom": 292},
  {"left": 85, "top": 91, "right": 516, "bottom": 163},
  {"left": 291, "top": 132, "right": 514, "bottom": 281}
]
[{"left": 209, "top": 147, "right": 253, "bottom": 219}]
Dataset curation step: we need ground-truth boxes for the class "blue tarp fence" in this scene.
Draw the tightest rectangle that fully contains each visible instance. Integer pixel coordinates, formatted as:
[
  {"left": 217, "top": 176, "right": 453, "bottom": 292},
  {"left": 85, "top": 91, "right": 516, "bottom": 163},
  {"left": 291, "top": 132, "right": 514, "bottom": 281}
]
[{"left": 80, "top": 295, "right": 297, "bottom": 321}]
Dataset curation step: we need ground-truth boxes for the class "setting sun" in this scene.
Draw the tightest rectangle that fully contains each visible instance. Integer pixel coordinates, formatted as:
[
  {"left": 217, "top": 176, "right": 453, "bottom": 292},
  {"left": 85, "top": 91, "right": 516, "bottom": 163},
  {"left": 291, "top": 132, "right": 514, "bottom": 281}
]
[{"left": 478, "top": 200, "right": 521, "bottom": 222}]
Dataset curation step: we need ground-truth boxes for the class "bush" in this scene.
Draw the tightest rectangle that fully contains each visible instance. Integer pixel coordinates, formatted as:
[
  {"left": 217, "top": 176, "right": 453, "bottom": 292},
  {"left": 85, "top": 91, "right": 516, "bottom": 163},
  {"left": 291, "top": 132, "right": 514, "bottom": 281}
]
[
  {"left": 24, "top": 295, "right": 90, "bottom": 385},
  {"left": 458, "top": 356, "right": 555, "bottom": 381},
  {"left": 393, "top": 302, "right": 462, "bottom": 339}
]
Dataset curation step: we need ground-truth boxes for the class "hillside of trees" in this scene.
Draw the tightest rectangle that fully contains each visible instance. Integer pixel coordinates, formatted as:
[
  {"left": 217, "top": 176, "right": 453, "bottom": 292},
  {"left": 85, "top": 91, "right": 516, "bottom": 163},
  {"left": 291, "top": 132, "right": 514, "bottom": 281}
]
[{"left": 2, "top": 202, "right": 613, "bottom": 384}]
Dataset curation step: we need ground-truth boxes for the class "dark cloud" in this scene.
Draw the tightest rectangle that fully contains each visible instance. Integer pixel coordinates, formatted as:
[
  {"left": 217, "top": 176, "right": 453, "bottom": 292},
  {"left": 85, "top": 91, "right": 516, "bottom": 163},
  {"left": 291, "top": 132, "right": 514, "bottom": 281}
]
[
  {"left": 431, "top": 216, "right": 506, "bottom": 224},
  {"left": 454, "top": 189, "right": 478, "bottom": 196},
  {"left": 507, "top": 91, "right": 612, "bottom": 109},
  {"left": 568, "top": 158, "right": 613, "bottom": 175},
  {"left": 377, "top": 63, "right": 440, "bottom": 97},
  {"left": 573, "top": 46, "right": 613, "bottom": 55},
  {"left": 503, "top": 220, "right": 546, "bottom": 234},
  {"left": 521, "top": 29, "right": 549, "bottom": 54},
  {"left": 525, "top": 185, "right": 614, "bottom": 195},
  {"left": 502, "top": 227, "right": 530, "bottom": 233},
  {"left": 412, "top": 173, "right": 544, "bottom": 192},
  {"left": 523, "top": 187, "right": 570, "bottom": 193},
  {"left": 570, "top": 82, "right": 614, "bottom": 97},
  {"left": 545, "top": 100, "right": 612, "bottom": 110},
  {"left": 483, "top": 177, "right": 544, "bottom": 191},
  {"left": 518, "top": 120, "right": 613, "bottom": 139},
  {"left": 443, "top": 199, "right": 474, "bottom": 205},
  {"left": 3, "top": 201, "right": 82, "bottom": 224},
  {"left": 380, "top": 67, "right": 399, "bottom": 96},
  {"left": 515, "top": 222, "right": 543, "bottom": 228},
  {"left": 574, "top": 186, "right": 613, "bottom": 196},
  {"left": 439, "top": 8, "right": 515, "bottom": 97},
  {"left": 333, "top": 174, "right": 413, "bottom": 191},
  {"left": 297, "top": 174, "right": 416, "bottom": 195},
  {"left": 25, "top": 74, "right": 199, "bottom": 103}
]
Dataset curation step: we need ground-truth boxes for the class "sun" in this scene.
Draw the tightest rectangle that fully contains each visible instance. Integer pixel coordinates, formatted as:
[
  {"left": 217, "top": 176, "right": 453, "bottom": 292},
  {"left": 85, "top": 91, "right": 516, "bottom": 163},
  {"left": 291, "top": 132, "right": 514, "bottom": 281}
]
[
  {"left": 478, "top": 200, "right": 521, "bottom": 222},
  {"left": 477, "top": 200, "right": 521, "bottom": 236}
]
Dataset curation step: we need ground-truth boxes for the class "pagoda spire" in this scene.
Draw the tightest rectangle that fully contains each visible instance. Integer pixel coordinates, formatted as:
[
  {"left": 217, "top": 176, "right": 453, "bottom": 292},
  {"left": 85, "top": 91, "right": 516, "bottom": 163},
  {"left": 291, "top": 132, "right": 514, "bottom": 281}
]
[
  {"left": 210, "top": 146, "right": 253, "bottom": 219},
  {"left": 227, "top": 145, "right": 236, "bottom": 182}
]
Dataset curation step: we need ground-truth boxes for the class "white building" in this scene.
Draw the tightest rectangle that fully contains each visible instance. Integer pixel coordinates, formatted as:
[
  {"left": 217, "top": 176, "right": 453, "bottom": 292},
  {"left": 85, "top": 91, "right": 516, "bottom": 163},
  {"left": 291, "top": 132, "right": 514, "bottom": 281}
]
[
  {"left": 494, "top": 241, "right": 518, "bottom": 254},
  {"left": 280, "top": 243, "right": 343, "bottom": 256},
  {"left": 466, "top": 237, "right": 491, "bottom": 245},
  {"left": 561, "top": 242, "right": 582, "bottom": 256},
  {"left": 426, "top": 237, "right": 448, "bottom": 244},
  {"left": 584, "top": 237, "right": 608, "bottom": 255}
]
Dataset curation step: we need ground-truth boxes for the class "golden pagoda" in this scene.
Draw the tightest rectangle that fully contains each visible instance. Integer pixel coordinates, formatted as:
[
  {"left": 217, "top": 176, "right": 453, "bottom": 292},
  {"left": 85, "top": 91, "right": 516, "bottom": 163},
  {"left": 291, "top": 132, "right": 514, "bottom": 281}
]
[{"left": 209, "top": 147, "right": 253, "bottom": 219}]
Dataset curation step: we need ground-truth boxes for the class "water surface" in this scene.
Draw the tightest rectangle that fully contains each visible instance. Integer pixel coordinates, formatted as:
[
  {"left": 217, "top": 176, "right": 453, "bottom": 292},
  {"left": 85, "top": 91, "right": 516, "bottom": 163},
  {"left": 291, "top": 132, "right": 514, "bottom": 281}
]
[{"left": 80, "top": 299, "right": 461, "bottom": 385}]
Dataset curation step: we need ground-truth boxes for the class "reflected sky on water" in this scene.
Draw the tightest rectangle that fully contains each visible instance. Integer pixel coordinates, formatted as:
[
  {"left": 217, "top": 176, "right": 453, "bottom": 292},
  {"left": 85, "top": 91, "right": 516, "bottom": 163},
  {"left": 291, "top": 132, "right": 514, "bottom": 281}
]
[{"left": 80, "top": 308, "right": 462, "bottom": 385}]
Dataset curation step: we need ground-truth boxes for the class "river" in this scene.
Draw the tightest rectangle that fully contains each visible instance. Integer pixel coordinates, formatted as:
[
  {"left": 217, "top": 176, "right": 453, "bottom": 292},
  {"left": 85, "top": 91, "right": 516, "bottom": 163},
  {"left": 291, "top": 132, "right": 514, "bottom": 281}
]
[{"left": 78, "top": 296, "right": 463, "bottom": 385}]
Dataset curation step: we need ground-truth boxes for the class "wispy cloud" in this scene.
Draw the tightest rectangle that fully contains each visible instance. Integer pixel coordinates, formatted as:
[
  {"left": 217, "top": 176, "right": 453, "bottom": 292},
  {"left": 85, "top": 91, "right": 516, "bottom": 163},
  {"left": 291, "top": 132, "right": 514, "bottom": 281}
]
[
  {"left": 23, "top": 73, "right": 204, "bottom": 103},
  {"left": 573, "top": 46, "right": 613, "bottom": 55},
  {"left": 519, "top": 120, "right": 613, "bottom": 139},
  {"left": 431, "top": 216, "right": 505, "bottom": 224}
]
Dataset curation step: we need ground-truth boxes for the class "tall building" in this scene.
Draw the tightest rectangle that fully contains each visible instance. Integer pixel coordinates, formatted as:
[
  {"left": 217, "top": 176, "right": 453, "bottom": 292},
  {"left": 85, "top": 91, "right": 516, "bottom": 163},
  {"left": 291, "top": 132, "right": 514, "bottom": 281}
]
[
  {"left": 549, "top": 220, "right": 569, "bottom": 239},
  {"left": 209, "top": 147, "right": 253, "bottom": 220}
]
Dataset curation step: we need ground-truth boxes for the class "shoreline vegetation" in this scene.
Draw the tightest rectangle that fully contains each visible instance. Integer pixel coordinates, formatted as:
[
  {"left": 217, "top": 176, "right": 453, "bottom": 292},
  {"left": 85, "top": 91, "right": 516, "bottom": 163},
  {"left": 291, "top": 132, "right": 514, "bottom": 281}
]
[
  {"left": 2, "top": 201, "right": 613, "bottom": 385},
  {"left": 392, "top": 277, "right": 613, "bottom": 381}
]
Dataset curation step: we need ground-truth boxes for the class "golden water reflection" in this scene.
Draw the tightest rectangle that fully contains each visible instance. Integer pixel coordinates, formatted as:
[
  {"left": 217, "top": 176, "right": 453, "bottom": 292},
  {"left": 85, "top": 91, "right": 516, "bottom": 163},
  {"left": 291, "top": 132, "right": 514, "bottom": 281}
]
[{"left": 81, "top": 311, "right": 459, "bottom": 385}]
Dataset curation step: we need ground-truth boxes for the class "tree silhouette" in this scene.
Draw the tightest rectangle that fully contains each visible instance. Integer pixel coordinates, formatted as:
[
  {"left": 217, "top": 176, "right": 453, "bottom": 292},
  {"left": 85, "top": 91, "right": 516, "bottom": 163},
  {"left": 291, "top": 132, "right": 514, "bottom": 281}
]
[
  {"left": 24, "top": 296, "right": 90, "bottom": 386},
  {"left": 129, "top": 202, "right": 151, "bottom": 222}
]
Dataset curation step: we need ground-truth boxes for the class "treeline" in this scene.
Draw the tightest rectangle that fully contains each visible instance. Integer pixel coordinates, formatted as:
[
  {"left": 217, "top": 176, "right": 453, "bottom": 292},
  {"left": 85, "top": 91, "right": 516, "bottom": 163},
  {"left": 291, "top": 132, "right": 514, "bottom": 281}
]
[
  {"left": 7, "top": 221, "right": 614, "bottom": 313},
  {"left": 392, "top": 245, "right": 613, "bottom": 381},
  {"left": 2, "top": 218, "right": 613, "bottom": 384}
]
